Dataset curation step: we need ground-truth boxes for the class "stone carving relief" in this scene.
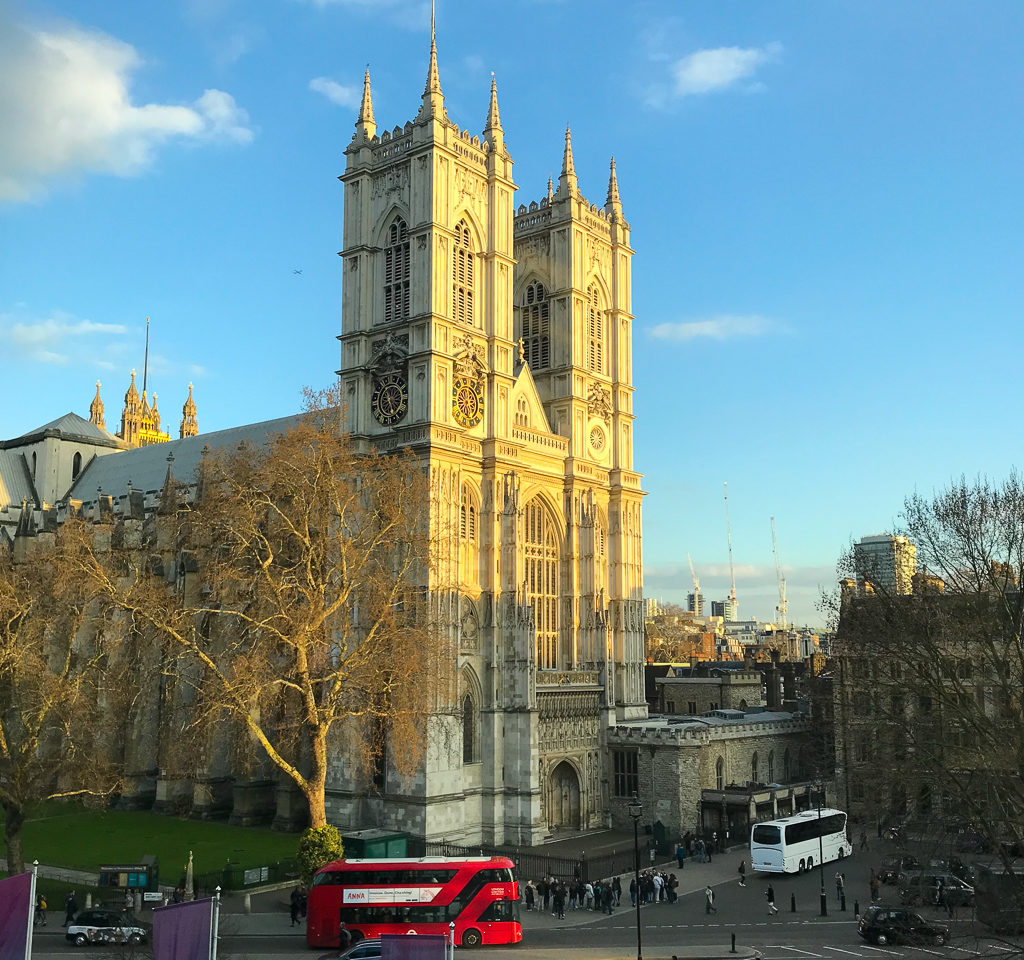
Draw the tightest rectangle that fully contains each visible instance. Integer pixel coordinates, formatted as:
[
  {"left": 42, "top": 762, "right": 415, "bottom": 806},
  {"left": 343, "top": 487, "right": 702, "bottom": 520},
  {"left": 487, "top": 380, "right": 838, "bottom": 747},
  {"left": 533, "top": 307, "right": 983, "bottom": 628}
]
[
  {"left": 371, "top": 163, "right": 410, "bottom": 200},
  {"left": 454, "top": 166, "right": 486, "bottom": 210},
  {"left": 454, "top": 333, "right": 486, "bottom": 378},
  {"left": 587, "top": 382, "right": 612, "bottom": 423},
  {"left": 370, "top": 332, "right": 409, "bottom": 375}
]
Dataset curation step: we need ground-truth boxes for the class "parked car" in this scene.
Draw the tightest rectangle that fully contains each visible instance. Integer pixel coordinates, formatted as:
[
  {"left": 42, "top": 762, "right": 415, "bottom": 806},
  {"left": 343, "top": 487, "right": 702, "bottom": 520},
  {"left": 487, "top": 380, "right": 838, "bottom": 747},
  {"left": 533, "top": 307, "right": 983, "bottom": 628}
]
[
  {"left": 65, "top": 909, "right": 148, "bottom": 947},
  {"left": 319, "top": 937, "right": 384, "bottom": 960},
  {"left": 877, "top": 855, "right": 920, "bottom": 884},
  {"left": 899, "top": 872, "right": 975, "bottom": 907},
  {"left": 857, "top": 905, "right": 950, "bottom": 946},
  {"left": 925, "top": 857, "right": 974, "bottom": 884}
]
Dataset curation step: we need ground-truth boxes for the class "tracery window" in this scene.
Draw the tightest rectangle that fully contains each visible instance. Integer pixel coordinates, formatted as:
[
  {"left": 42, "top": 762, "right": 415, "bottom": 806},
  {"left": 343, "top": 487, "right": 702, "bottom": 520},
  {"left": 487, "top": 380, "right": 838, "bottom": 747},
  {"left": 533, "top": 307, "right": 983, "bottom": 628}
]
[
  {"left": 462, "top": 693, "right": 478, "bottom": 763},
  {"left": 751, "top": 752, "right": 759, "bottom": 784},
  {"left": 452, "top": 220, "right": 475, "bottom": 324},
  {"left": 525, "top": 498, "right": 559, "bottom": 670},
  {"left": 72, "top": 451, "right": 82, "bottom": 479},
  {"left": 586, "top": 285, "right": 605, "bottom": 374},
  {"left": 767, "top": 750, "right": 775, "bottom": 783},
  {"left": 521, "top": 281, "right": 550, "bottom": 369},
  {"left": 715, "top": 756, "right": 724, "bottom": 791},
  {"left": 383, "top": 218, "right": 410, "bottom": 323}
]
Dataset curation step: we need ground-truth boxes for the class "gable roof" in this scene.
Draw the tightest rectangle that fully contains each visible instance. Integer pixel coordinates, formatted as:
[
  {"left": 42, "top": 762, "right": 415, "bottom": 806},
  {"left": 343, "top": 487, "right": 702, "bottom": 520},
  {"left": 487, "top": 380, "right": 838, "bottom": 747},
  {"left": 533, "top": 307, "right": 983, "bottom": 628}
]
[
  {"left": 4, "top": 412, "right": 123, "bottom": 449},
  {"left": 510, "top": 364, "right": 555, "bottom": 435},
  {"left": 68, "top": 413, "right": 304, "bottom": 505}
]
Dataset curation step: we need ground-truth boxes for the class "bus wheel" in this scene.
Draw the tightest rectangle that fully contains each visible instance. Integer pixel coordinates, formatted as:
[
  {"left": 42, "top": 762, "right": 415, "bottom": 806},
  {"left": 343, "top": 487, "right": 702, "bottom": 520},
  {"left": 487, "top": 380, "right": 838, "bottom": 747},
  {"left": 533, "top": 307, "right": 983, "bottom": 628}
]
[
  {"left": 838, "top": 848, "right": 845, "bottom": 860},
  {"left": 798, "top": 860, "right": 806, "bottom": 873},
  {"left": 807, "top": 857, "right": 814, "bottom": 870},
  {"left": 462, "top": 929, "right": 482, "bottom": 948}
]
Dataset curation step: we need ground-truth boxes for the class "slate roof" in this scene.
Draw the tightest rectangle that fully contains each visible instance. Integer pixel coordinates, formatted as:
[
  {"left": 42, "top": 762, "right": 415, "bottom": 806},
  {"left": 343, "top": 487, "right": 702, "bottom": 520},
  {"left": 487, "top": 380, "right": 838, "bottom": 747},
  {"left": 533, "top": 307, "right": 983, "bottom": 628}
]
[
  {"left": 4, "top": 412, "right": 122, "bottom": 448},
  {"left": 68, "top": 413, "right": 303, "bottom": 506},
  {"left": 0, "top": 449, "right": 34, "bottom": 515}
]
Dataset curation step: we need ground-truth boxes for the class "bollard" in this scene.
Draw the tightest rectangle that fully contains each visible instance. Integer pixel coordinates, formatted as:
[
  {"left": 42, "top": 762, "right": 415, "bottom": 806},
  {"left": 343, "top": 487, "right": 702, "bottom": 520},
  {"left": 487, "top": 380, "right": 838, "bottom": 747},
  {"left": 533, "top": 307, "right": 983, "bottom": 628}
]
[
  {"left": 854, "top": 899, "right": 860, "bottom": 919},
  {"left": 790, "top": 892, "right": 796, "bottom": 913},
  {"left": 841, "top": 893, "right": 847, "bottom": 912},
  {"left": 244, "top": 893, "right": 252, "bottom": 915},
  {"left": 731, "top": 933, "right": 737, "bottom": 954}
]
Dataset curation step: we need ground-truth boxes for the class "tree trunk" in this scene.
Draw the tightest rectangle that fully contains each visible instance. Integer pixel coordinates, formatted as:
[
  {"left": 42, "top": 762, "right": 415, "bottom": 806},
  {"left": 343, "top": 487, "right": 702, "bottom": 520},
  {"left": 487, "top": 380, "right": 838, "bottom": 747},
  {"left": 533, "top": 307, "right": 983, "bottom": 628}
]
[
  {"left": 306, "top": 783, "right": 327, "bottom": 829},
  {"left": 3, "top": 802, "right": 26, "bottom": 875}
]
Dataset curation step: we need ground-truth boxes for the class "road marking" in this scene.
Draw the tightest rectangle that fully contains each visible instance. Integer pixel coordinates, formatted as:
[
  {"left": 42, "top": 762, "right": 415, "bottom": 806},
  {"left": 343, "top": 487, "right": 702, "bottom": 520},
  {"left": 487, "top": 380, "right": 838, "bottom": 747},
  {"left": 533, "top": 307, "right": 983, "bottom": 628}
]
[
  {"left": 860, "top": 946, "right": 903, "bottom": 956},
  {"left": 823, "top": 946, "right": 866, "bottom": 955},
  {"left": 948, "top": 948, "right": 981, "bottom": 956},
  {"left": 764, "top": 948, "right": 823, "bottom": 957}
]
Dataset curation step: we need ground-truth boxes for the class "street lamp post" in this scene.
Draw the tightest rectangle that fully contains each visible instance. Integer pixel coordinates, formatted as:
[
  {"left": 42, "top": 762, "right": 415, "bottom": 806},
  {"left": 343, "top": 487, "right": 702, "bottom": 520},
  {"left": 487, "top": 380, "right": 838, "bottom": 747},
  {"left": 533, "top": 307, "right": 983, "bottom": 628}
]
[
  {"left": 815, "top": 781, "right": 827, "bottom": 917},
  {"left": 628, "top": 794, "right": 643, "bottom": 960}
]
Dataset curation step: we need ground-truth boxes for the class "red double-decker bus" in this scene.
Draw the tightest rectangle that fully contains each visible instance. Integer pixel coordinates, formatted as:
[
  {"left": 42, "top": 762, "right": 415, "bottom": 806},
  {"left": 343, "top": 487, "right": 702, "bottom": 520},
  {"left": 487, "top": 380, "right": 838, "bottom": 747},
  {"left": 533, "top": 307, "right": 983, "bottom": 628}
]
[{"left": 306, "top": 856, "right": 522, "bottom": 949}]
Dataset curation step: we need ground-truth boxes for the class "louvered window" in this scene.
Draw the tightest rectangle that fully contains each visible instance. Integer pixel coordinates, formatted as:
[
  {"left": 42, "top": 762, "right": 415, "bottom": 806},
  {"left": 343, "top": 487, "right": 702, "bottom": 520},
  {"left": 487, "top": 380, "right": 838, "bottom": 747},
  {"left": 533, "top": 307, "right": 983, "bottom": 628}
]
[
  {"left": 521, "top": 281, "right": 550, "bottom": 369},
  {"left": 525, "top": 499, "right": 560, "bottom": 670},
  {"left": 452, "top": 221, "right": 475, "bottom": 325},
  {"left": 383, "top": 219, "right": 410, "bottom": 323},
  {"left": 586, "top": 285, "right": 604, "bottom": 373}
]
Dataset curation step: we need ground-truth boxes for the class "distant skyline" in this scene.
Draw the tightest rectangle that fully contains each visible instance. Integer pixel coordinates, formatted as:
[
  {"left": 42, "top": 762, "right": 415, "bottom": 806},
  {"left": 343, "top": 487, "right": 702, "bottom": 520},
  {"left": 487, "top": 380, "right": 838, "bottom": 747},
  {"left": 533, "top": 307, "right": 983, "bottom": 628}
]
[{"left": 3, "top": 1, "right": 1023, "bottom": 627}]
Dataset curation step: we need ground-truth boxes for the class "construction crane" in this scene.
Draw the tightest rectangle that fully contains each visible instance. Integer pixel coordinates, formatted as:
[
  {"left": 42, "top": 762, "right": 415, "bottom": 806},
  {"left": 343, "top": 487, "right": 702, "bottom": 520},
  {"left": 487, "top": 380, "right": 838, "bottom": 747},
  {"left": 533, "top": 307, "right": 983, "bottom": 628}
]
[
  {"left": 770, "top": 515, "right": 788, "bottom": 630},
  {"left": 723, "top": 482, "right": 737, "bottom": 620},
  {"left": 687, "top": 553, "right": 703, "bottom": 615}
]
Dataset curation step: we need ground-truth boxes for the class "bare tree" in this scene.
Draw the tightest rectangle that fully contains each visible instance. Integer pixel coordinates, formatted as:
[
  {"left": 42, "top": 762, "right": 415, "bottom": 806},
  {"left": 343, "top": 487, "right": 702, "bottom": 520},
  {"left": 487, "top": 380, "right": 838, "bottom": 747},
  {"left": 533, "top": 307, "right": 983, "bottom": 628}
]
[
  {"left": 0, "top": 523, "right": 124, "bottom": 874},
  {"left": 832, "top": 474, "right": 1024, "bottom": 865},
  {"left": 79, "top": 389, "right": 443, "bottom": 828}
]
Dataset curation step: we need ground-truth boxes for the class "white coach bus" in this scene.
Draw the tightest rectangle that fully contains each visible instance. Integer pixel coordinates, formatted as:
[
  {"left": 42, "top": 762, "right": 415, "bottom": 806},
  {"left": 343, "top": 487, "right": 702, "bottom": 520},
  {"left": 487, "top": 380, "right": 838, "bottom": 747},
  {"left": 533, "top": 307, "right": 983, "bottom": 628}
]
[{"left": 750, "top": 808, "right": 852, "bottom": 874}]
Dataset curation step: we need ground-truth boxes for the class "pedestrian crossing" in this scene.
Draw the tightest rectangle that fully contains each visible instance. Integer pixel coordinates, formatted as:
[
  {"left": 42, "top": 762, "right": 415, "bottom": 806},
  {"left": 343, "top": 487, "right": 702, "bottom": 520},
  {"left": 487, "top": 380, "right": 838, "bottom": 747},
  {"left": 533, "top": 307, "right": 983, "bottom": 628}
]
[{"left": 761, "top": 943, "right": 995, "bottom": 959}]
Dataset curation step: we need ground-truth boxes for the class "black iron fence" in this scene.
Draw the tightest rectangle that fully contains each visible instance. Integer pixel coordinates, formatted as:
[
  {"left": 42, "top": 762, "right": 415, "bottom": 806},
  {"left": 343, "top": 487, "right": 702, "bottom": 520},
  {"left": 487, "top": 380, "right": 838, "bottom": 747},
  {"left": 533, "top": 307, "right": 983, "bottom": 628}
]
[
  {"left": 408, "top": 839, "right": 639, "bottom": 885},
  {"left": 192, "top": 857, "right": 299, "bottom": 896}
]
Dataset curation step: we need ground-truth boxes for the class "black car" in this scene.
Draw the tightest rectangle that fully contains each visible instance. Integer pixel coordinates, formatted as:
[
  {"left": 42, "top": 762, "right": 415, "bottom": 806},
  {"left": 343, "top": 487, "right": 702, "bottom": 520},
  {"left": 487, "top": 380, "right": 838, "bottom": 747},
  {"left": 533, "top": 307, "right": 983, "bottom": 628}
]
[
  {"left": 877, "top": 855, "right": 920, "bottom": 884},
  {"left": 899, "top": 872, "right": 974, "bottom": 907},
  {"left": 858, "top": 905, "right": 950, "bottom": 946},
  {"left": 65, "top": 909, "right": 148, "bottom": 947},
  {"left": 318, "top": 937, "right": 384, "bottom": 960}
]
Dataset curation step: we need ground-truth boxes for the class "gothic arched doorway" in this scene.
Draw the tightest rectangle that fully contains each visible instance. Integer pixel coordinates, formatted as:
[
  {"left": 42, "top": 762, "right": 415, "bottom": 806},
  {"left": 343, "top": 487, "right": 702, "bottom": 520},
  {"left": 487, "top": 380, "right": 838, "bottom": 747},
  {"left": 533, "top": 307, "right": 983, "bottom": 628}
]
[{"left": 548, "top": 761, "right": 582, "bottom": 832}]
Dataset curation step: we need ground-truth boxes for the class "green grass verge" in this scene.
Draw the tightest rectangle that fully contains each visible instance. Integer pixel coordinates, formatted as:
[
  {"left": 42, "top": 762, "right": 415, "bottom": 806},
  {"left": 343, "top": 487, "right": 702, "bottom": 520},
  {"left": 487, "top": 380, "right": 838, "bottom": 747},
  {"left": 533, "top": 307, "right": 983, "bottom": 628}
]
[{"left": 3, "top": 802, "right": 301, "bottom": 882}]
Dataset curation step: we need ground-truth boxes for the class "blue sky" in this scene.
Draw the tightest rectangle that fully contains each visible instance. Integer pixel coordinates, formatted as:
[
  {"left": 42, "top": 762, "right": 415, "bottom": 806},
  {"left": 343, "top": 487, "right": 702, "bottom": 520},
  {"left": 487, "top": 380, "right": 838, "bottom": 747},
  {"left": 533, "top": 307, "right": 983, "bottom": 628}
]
[{"left": 2, "top": 0, "right": 1022, "bottom": 628}]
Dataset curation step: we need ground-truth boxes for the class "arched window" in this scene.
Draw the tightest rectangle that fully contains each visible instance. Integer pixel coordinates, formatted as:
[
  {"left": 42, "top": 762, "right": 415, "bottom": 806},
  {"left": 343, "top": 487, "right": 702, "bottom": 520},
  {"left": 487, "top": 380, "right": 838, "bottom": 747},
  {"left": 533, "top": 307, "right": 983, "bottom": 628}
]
[
  {"left": 783, "top": 749, "right": 791, "bottom": 781},
  {"left": 72, "top": 451, "right": 82, "bottom": 479},
  {"left": 586, "top": 285, "right": 605, "bottom": 374},
  {"left": 462, "top": 693, "right": 478, "bottom": 763},
  {"left": 514, "top": 397, "right": 529, "bottom": 427},
  {"left": 751, "top": 752, "right": 759, "bottom": 784},
  {"left": 31, "top": 452, "right": 37, "bottom": 478},
  {"left": 521, "top": 281, "right": 550, "bottom": 369},
  {"left": 383, "top": 218, "right": 410, "bottom": 323},
  {"left": 452, "top": 220, "right": 475, "bottom": 324},
  {"left": 525, "top": 498, "right": 559, "bottom": 670},
  {"left": 715, "top": 756, "right": 724, "bottom": 791},
  {"left": 767, "top": 750, "right": 775, "bottom": 783}
]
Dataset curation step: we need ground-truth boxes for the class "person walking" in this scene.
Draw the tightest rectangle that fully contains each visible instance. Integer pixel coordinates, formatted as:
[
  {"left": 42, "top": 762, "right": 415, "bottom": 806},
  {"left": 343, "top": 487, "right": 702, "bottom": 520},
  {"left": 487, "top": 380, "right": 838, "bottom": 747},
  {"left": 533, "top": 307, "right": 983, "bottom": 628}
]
[
  {"left": 835, "top": 872, "right": 845, "bottom": 904},
  {"left": 338, "top": 922, "right": 352, "bottom": 953},
  {"left": 290, "top": 887, "right": 303, "bottom": 927},
  {"left": 860, "top": 831, "right": 869, "bottom": 851},
  {"left": 525, "top": 881, "right": 535, "bottom": 911},
  {"left": 612, "top": 876, "right": 621, "bottom": 907},
  {"left": 63, "top": 890, "right": 77, "bottom": 927},
  {"left": 676, "top": 840, "right": 686, "bottom": 869},
  {"left": 766, "top": 884, "right": 778, "bottom": 916},
  {"left": 34, "top": 892, "right": 47, "bottom": 926},
  {"left": 738, "top": 860, "right": 746, "bottom": 887},
  {"left": 705, "top": 885, "right": 717, "bottom": 914}
]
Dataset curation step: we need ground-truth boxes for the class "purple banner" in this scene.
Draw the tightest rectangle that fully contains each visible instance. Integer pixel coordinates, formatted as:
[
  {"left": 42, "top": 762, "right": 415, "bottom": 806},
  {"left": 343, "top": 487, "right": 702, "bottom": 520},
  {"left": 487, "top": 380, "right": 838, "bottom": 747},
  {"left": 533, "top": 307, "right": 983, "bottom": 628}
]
[
  {"left": 381, "top": 933, "right": 447, "bottom": 960},
  {"left": 0, "top": 872, "right": 32, "bottom": 960},
  {"left": 152, "top": 898, "right": 212, "bottom": 960}
]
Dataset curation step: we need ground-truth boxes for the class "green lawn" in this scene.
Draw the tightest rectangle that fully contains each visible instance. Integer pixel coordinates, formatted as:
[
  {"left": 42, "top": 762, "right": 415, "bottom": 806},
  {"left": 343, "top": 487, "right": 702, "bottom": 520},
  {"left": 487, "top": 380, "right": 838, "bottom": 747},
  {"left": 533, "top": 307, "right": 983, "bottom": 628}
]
[{"left": 3, "top": 803, "right": 301, "bottom": 882}]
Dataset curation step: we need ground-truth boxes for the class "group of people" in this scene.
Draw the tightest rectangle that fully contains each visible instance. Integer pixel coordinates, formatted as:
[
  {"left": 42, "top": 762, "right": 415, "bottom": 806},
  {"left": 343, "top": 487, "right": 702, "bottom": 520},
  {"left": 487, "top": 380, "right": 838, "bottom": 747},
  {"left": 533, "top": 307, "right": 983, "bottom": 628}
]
[
  {"left": 34, "top": 890, "right": 81, "bottom": 927},
  {"left": 522, "top": 876, "right": 622, "bottom": 918},
  {"left": 675, "top": 831, "right": 724, "bottom": 866}
]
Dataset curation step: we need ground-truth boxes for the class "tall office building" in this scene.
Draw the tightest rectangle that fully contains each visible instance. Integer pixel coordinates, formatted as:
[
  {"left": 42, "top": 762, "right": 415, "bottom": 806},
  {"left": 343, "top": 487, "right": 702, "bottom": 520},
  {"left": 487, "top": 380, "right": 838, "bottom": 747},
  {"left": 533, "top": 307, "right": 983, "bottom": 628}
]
[
  {"left": 687, "top": 591, "right": 705, "bottom": 617},
  {"left": 710, "top": 598, "right": 737, "bottom": 621},
  {"left": 854, "top": 534, "right": 917, "bottom": 596}
]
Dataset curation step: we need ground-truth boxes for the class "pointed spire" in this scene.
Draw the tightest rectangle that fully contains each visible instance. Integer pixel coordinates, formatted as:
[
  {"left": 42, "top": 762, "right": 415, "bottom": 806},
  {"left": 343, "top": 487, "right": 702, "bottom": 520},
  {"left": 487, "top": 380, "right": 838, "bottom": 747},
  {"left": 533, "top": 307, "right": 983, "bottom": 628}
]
[
  {"left": 417, "top": 1, "right": 446, "bottom": 122},
  {"left": 180, "top": 383, "right": 198, "bottom": 438},
  {"left": 547, "top": 175, "right": 554, "bottom": 204},
  {"left": 159, "top": 452, "right": 178, "bottom": 515},
  {"left": 605, "top": 156, "right": 622, "bottom": 217},
  {"left": 89, "top": 380, "right": 106, "bottom": 429},
  {"left": 557, "top": 125, "right": 578, "bottom": 197},
  {"left": 355, "top": 67, "right": 376, "bottom": 140},
  {"left": 484, "top": 73, "right": 503, "bottom": 150},
  {"left": 124, "top": 369, "right": 139, "bottom": 405}
]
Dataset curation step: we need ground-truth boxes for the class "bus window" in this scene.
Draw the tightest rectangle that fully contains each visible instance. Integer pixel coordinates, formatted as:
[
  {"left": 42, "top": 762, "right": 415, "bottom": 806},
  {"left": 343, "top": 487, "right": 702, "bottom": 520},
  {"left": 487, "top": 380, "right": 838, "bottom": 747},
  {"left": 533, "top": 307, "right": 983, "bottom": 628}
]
[{"left": 752, "top": 824, "right": 781, "bottom": 845}]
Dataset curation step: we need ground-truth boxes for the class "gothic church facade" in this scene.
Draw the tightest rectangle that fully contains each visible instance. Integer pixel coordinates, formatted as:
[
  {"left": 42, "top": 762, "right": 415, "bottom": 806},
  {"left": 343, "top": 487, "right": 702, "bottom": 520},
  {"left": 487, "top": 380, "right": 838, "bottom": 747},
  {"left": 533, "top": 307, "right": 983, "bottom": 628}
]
[{"left": 332, "top": 37, "right": 646, "bottom": 845}]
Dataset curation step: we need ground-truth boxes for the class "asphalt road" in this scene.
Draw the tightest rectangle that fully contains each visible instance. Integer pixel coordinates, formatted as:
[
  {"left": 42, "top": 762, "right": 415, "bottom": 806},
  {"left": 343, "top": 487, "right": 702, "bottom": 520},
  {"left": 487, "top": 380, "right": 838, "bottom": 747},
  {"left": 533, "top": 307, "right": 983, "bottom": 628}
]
[{"left": 27, "top": 842, "right": 1024, "bottom": 960}]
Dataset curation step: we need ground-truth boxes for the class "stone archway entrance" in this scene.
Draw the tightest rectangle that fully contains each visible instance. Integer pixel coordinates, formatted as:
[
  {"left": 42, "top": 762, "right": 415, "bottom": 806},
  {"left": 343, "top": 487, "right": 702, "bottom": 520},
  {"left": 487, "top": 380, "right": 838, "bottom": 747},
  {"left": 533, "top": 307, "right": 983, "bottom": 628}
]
[{"left": 547, "top": 761, "right": 581, "bottom": 832}]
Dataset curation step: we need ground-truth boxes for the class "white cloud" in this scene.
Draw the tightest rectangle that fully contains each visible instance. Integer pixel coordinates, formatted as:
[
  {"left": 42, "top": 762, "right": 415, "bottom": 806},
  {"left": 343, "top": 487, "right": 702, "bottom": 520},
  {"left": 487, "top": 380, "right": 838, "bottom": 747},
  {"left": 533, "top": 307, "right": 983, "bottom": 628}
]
[
  {"left": 672, "top": 42, "right": 782, "bottom": 98},
  {"left": 2, "top": 309, "right": 127, "bottom": 365},
  {"left": 309, "top": 77, "right": 360, "bottom": 108},
  {"left": 649, "top": 315, "right": 785, "bottom": 342},
  {"left": 0, "top": 12, "right": 253, "bottom": 202}
]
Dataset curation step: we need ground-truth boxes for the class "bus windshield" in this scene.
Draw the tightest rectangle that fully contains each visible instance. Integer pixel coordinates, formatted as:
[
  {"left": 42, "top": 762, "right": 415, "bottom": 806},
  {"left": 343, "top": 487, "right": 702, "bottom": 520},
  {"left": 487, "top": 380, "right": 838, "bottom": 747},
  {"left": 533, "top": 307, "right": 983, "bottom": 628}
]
[{"left": 752, "top": 825, "right": 781, "bottom": 845}]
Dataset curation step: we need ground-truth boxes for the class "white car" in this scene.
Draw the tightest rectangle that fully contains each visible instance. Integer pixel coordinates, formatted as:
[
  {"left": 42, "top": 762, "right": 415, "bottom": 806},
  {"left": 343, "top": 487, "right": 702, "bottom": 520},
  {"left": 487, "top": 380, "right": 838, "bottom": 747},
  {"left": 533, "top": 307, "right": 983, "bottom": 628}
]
[{"left": 65, "top": 909, "right": 148, "bottom": 947}]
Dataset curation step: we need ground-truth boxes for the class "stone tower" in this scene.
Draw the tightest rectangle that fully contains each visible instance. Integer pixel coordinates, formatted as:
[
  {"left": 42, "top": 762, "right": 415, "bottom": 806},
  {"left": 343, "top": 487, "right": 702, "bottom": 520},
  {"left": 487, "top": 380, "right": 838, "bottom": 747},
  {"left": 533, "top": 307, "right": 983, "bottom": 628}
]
[{"left": 334, "top": 28, "right": 645, "bottom": 846}]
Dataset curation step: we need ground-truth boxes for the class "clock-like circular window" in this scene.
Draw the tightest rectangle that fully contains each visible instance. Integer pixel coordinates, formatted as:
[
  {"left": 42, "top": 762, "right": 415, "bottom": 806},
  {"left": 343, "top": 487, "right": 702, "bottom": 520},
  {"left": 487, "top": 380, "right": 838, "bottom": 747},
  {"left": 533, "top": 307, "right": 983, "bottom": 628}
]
[{"left": 590, "top": 425, "right": 606, "bottom": 453}]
